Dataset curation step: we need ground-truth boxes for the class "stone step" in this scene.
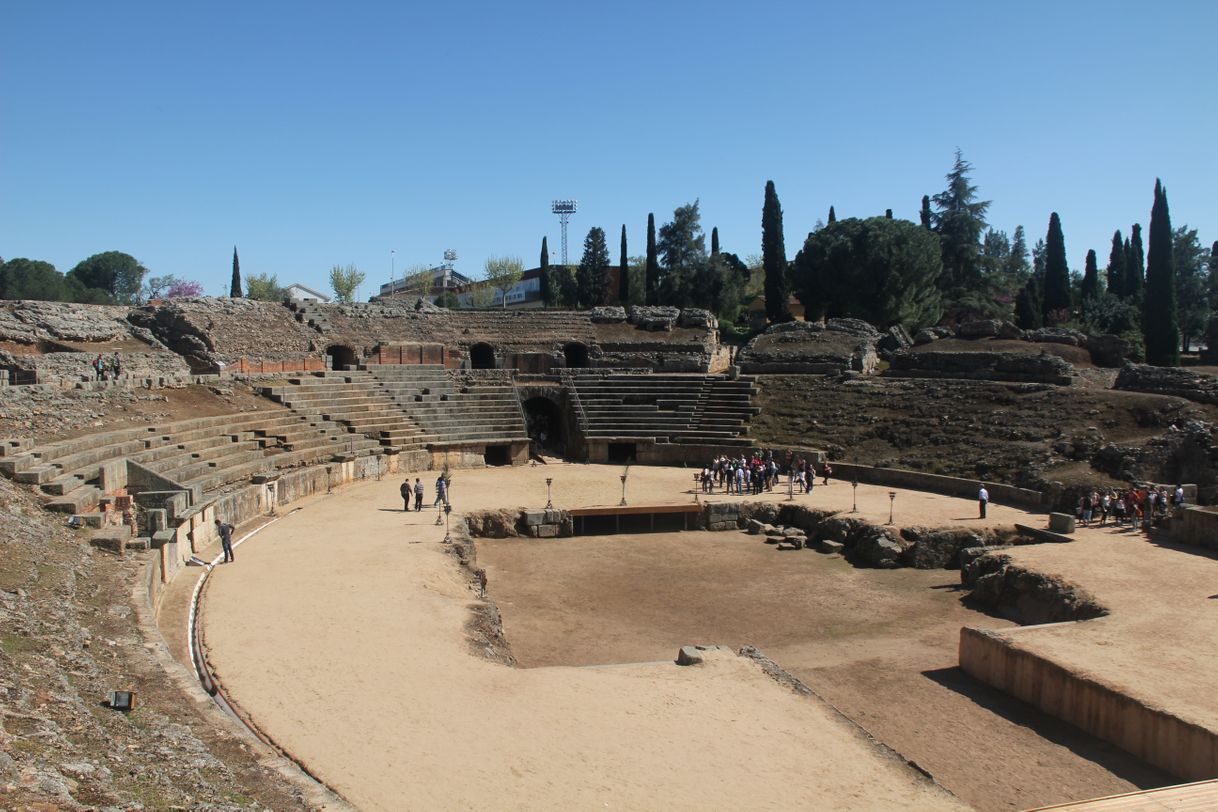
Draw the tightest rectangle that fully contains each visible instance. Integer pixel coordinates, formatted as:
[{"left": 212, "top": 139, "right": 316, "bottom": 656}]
[{"left": 46, "top": 486, "right": 103, "bottom": 514}]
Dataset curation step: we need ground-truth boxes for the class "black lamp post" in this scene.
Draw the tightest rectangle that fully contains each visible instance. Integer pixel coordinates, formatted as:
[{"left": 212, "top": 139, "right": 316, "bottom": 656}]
[
  {"left": 851, "top": 479, "right": 859, "bottom": 513},
  {"left": 887, "top": 491, "right": 896, "bottom": 525},
  {"left": 443, "top": 502, "right": 452, "bottom": 543},
  {"left": 619, "top": 474, "right": 628, "bottom": 506},
  {"left": 545, "top": 477, "right": 553, "bottom": 510},
  {"left": 693, "top": 472, "right": 701, "bottom": 502}
]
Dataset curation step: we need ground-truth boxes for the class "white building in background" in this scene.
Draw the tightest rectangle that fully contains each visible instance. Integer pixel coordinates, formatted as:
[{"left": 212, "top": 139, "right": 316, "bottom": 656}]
[{"left": 284, "top": 283, "right": 331, "bottom": 303}]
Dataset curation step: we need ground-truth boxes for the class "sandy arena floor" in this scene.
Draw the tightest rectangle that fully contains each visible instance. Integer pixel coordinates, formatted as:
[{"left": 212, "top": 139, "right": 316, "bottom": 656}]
[{"left": 195, "top": 463, "right": 1193, "bottom": 810}]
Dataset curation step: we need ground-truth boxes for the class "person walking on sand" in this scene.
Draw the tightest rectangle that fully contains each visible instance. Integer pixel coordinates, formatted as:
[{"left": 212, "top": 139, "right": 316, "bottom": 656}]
[
  {"left": 978, "top": 484, "right": 989, "bottom": 519},
  {"left": 414, "top": 477, "right": 425, "bottom": 512},
  {"left": 400, "top": 478, "right": 412, "bottom": 511},
  {"left": 434, "top": 474, "right": 448, "bottom": 506},
  {"left": 214, "top": 518, "right": 234, "bottom": 563}
]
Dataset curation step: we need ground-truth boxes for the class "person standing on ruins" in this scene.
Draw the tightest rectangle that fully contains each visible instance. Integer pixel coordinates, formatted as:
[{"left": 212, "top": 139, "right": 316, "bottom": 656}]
[
  {"left": 414, "top": 477, "right": 425, "bottom": 512},
  {"left": 978, "top": 484, "right": 989, "bottom": 519},
  {"left": 400, "top": 478, "right": 412, "bottom": 511},
  {"left": 214, "top": 518, "right": 235, "bottom": 563}
]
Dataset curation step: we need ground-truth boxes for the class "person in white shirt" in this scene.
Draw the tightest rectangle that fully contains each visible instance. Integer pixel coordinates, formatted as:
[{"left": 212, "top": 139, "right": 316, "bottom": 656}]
[{"left": 978, "top": 484, "right": 989, "bottom": 519}]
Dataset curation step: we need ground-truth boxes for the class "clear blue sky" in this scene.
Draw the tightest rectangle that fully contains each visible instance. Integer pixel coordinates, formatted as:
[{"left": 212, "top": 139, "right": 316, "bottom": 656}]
[{"left": 3, "top": 1, "right": 1215, "bottom": 298}]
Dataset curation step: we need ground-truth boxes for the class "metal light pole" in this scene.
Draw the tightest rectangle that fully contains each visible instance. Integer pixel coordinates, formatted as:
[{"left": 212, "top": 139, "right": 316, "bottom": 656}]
[
  {"left": 693, "top": 472, "right": 700, "bottom": 503},
  {"left": 851, "top": 479, "right": 859, "bottom": 513},
  {"left": 443, "top": 503, "right": 452, "bottom": 543},
  {"left": 619, "top": 474, "right": 628, "bottom": 506},
  {"left": 887, "top": 491, "right": 896, "bottom": 525},
  {"left": 391, "top": 249, "right": 395, "bottom": 294},
  {"left": 545, "top": 477, "right": 553, "bottom": 510}
]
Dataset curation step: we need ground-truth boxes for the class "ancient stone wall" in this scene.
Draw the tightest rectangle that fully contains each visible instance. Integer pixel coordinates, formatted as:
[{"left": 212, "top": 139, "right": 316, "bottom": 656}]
[
  {"left": 0, "top": 300, "right": 139, "bottom": 345},
  {"left": 1113, "top": 363, "right": 1218, "bottom": 406},
  {"left": 0, "top": 349, "right": 191, "bottom": 386},
  {"left": 737, "top": 319, "right": 879, "bottom": 374},
  {"left": 128, "top": 298, "right": 320, "bottom": 372},
  {"left": 887, "top": 350, "right": 1074, "bottom": 385}
]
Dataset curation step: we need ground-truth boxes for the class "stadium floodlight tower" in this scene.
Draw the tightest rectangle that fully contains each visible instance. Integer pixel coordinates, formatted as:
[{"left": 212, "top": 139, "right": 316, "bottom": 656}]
[
  {"left": 551, "top": 199, "right": 578, "bottom": 265},
  {"left": 441, "top": 249, "right": 457, "bottom": 292}
]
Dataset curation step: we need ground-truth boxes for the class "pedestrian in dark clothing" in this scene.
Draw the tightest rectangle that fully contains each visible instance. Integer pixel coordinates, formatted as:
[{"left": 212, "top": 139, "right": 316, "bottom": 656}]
[
  {"left": 414, "top": 477, "right": 425, "bottom": 511},
  {"left": 214, "top": 518, "right": 234, "bottom": 563},
  {"left": 400, "top": 479, "right": 412, "bottom": 511}
]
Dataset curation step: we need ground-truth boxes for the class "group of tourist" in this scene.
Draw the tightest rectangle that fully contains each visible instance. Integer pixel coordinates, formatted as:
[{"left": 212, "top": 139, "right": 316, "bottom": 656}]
[
  {"left": 699, "top": 450, "right": 832, "bottom": 496},
  {"left": 1075, "top": 484, "right": 1186, "bottom": 528},
  {"left": 91, "top": 352, "right": 121, "bottom": 381},
  {"left": 401, "top": 475, "right": 450, "bottom": 511}
]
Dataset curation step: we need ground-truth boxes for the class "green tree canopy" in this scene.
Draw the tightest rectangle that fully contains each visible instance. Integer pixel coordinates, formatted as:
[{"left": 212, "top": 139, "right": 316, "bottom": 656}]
[
  {"left": 1081, "top": 248, "right": 1100, "bottom": 302},
  {"left": 483, "top": 256, "right": 523, "bottom": 308},
  {"left": 246, "top": 273, "right": 285, "bottom": 301},
  {"left": 790, "top": 216, "right": 943, "bottom": 330},
  {"left": 230, "top": 247, "right": 242, "bottom": 297},
  {"left": 1041, "top": 212, "right": 1072, "bottom": 321},
  {"left": 329, "top": 263, "right": 366, "bottom": 303},
  {"left": 658, "top": 201, "right": 707, "bottom": 306},
  {"left": 645, "top": 213, "right": 659, "bottom": 305},
  {"left": 576, "top": 227, "right": 612, "bottom": 308},
  {"left": 66, "top": 251, "right": 148, "bottom": 304},
  {"left": 761, "top": 180, "right": 790, "bottom": 323},
  {"left": 1106, "top": 230, "right": 1126, "bottom": 299},
  {"left": 1142, "top": 180, "right": 1179, "bottom": 366},
  {"left": 1173, "top": 225, "right": 1211, "bottom": 354},
  {"left": 931, "top": 150, "right": 990, "bottom": 294}
]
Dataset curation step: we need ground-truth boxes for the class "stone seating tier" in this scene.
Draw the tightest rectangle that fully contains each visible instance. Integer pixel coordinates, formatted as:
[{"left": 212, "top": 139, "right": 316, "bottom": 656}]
[
  {"left": 569, "top": 372, "right": 758, "bottom": 444},
  {"left": 363, "top": 365, "right": 528, "bottom": 447}
]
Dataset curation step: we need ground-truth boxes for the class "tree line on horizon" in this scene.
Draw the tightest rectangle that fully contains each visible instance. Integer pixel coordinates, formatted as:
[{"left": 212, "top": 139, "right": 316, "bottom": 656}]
[{"left": 532, "top": 151, "right": 1212, "bottom": 367}]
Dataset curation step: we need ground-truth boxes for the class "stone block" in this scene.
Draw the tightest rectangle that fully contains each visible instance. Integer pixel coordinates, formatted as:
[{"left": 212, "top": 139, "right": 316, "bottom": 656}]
[
  {"left": 1048, "top": 512, "right": 1076, "bottom": 534},
  {"left": 536, "top": 524, "right": 558, "bottom": 538},
  {"left": 675, "top": 644, "right": 729, "bottom": 666},
  {"left": 146, "top": 508, "right": 167, "bottom": 533},
  {"left": 817, "top": 539, "right": 845, "bottom": 554},
  {"left": 746, "top": 518, "right": 765, "bottom": 535},
  {"left": 522, "top": 510, "right": 545, "bottom": 527},
  {"left": 151, "top": 529, "right": 177, "bottom": 549}
]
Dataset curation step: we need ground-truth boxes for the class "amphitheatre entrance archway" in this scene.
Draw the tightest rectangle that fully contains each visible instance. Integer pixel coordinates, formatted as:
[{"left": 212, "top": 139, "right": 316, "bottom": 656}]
[
  {"left": 327, "top": 344, "right": 359, "bottom": 371},
  {"left": 469, "top": 343, "right": 495, "bottom": 369},
  {"left": 563, "top": 342, "right": 589, "bottom": 368},
  {"left": 522, "top": 396, "right": 565, "bottom": 455}
]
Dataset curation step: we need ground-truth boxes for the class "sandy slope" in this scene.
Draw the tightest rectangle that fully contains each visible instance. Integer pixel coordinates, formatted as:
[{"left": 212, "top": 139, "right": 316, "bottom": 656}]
[{"left": 201, "top": 465, "right": 969, "bottom": 810}]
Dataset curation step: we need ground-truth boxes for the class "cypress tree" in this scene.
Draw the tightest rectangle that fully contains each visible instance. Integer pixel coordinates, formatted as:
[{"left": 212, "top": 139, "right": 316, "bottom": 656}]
[
  {"left": 1081, "top": 249, "right": 1099, "bottom": 301},
  {"left": 1106, "top": 230, "right": 1126, "bottom": 299},
  {"left": 1014, "top": 276, "right": 1043, "bottom": 329},
  {"left": 762, "top": 180, "right": 790, "bottom": 323},
  {"left": 1209, "top": 240, "right": 1218, "bottom": 310},
  {"left": 539, "top": 237, "right": 553, "bottom": 306},
  {"left": 885, "top": 208, "right": 893, "bottom": 219},
  {"left": 920, "top": 195, "right": 931, "bottom": 229},
  {"left": 645, "top": 213, "right": 659, "bottom": 305},
  {"left": 1143, "top": 179, "right": 1179, "bottom": 365},
  {"left": 1126, "top": 223, "right": 1145, "bottom": 299},
  {"left": 710, "top": 227, "right": 720, "bottom": 256},
  {"left": 827, "top": 206, "right": 836, "bottom": 224},
  {"left": 1041, "top": 212, "right": 1071, "bottom": 320},
  {"left": 230, "top": 247, "right": 242, "bottom": 297},
  {"left": 618, "top": 224, "right": 629, "bottom": 304}
]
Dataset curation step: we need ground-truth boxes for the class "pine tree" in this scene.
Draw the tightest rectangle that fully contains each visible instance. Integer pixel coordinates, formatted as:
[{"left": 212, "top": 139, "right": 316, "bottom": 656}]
[
  {"left": 1081, "top": 249, "right": 1100, "bottom": 301},
  {"left": 618, "top": 224, "right": 629, "bottom": 304},
  {"left": 920, "top": 195, "right": 932, "bottom": 229},
  {"left": 230, "top": 247, "right": 242, "bottom": 297},
  {"left": 931, "top": 149, "right": 991, "bottom": 293},
  {"left": 1143, "top": 180, "right": 1179, "bottom": 365},
  {"left": 539, "top": 237, "right": 554, "bottom": 306},
  {"left": 1126, "top": 223, "right": 1145, "bottom": 299},
  {"left": 1041, "top": 212, "right": 1071, "bottom": 320},
  {"left": 645, "top": 213, "right": 659, "bottom": 305},
  {"left": 710, "top": 227, "right": 720, "bottom": 256},
  {"left": 762, "top": 180, "right": 790, "bottom": 323},
  {"left": 1106, "top": 230, "right": 1126, "bottom": 299},
  {"left": 1014, "top": 276, "right": 1043, "bottom": 329},
  {"left": 827, "top": 206, "right": 836, "bottom": 224}
]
